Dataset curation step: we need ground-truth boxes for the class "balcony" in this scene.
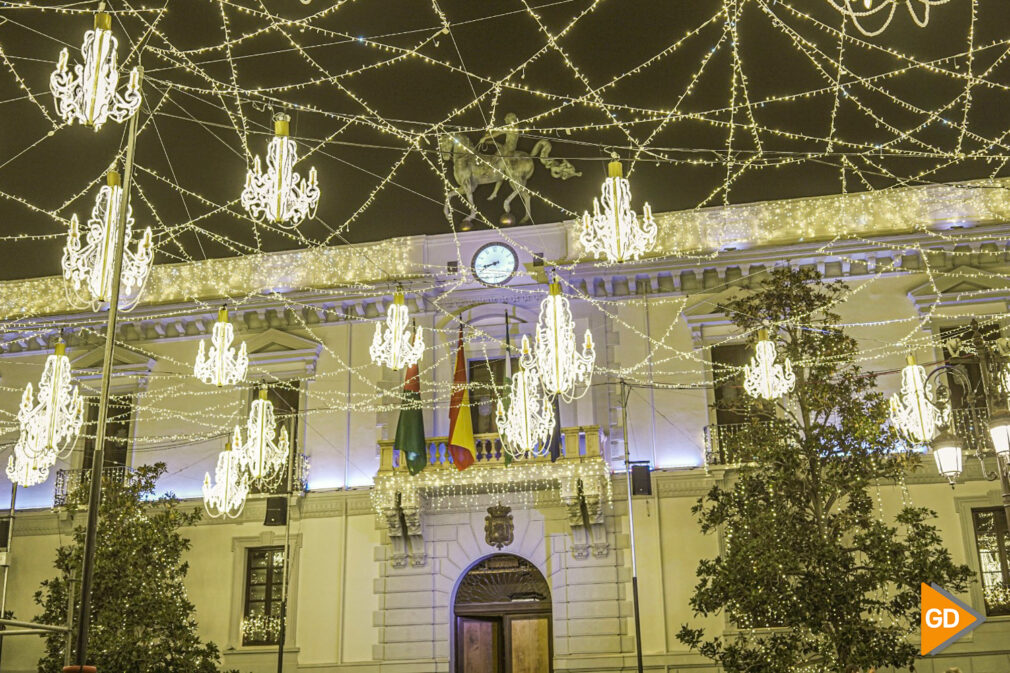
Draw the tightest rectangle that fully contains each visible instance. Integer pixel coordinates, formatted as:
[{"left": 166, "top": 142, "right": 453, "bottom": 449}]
[
  {"left": 704, "top": 421, "right": 775, "bottom": 466},
  {"left": 54, "top": 465, "right": 133, "bottom": 507}
]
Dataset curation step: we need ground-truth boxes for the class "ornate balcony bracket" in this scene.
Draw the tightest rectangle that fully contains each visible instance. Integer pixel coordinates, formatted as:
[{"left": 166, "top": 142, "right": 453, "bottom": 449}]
[
  {"left": 381, "top": 491, "right": 426, "bottom": 569},
  {"left": 562, "top": 485, "right": 609, "bottom": 559}
]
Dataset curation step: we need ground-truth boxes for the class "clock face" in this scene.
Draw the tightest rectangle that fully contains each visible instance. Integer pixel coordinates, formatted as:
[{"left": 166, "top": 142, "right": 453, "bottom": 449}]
[{"left": 472, "top": 243, "right": 518, "bottom": 286}]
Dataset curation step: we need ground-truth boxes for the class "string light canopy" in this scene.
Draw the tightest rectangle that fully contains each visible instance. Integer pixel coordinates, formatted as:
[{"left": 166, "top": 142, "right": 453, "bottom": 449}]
[
  {"left": 62, "top": 170, "right": 153, "bottom": 311},
  {"left": 5, "top": 341, "right": 85, "bottom": 487},
  {"left": 195, "top": 306, "right": 249, "bottom": 387},
  {"left": 888, "top": 355, "right": 946, "bottom": 445},
  {"left": 828, "top": 0, "right": 948, "bottom": 37},
  {"left": 579, "top": 158, "right": 656, "bottom": 264},
  {"left": 497, "top": 336, "right": 555, "bottom": 458},
  {"left": 370, "top": 291, "right": 423, "bottom": 371},
  {"left": 234, "top": 388, "right": 290, "bottom": 487},
  {"left": 203, "top": 440, "right": 250, "bottom": 519},
  {"left": 526, "top": 280, "right": 594, "bottom": 403},
  {"left": 241, "top": 112, "right": 320, "bottom": 228},
  {"left": 743, "top": 329, "right": 796, "bottom": 401},
  {"left": 49, "top": 11, "right": 141, "bottom": 130},
  {"left": 930, "top": 428, "right": 963, "bottom": 486}
]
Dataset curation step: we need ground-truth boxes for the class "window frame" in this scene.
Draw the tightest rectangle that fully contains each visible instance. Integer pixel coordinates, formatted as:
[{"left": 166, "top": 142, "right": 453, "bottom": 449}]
[
  {"left": 971, "top": 506, "right": 1010, "bottom": 617},
  {"left": 80, "top": 393, "right": 137, "bottom": 471},
  {"left": 242, "top": 545, "right": 286, "bottom": 646}
]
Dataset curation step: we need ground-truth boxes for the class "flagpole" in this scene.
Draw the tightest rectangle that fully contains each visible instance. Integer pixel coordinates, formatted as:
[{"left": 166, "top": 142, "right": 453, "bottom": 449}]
[{"left": 621, "top": 379, "right": 644, "bottom": 673}]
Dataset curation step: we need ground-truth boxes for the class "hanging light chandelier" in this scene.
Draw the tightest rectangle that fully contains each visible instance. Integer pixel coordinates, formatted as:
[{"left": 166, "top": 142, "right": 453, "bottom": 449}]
[
  {"left": 526, "top": 280, "right": 595, "bottom": 403},
  {"left": 497, "top": 336, "right": 555, "bottom": 458},
  {"left": 827, "top": 0, "right": 947, "bottom": 37},
  {"left": 370, "top": 292, "right": 424, "bottom": 371},
  {"left": 234, "top": 388, "right": 290, "bottom": 487},
  {"left": 743, "top": 329, "right": 796, "bottom": 401},
  {"left": 203, "top": 440, "right": 250, "bottom": 519},
  {"left": 49, "top": 11, "right": 142, "bottom": 130},
  {"left": 889, "top": 355, "right": 947, "bottom": 445},
  {"left": 62, "top": 170, "right": 153, "bottom": 311},
  {"left": 579, "top": 158, "right": 657, "bottom": 264},
  {"left": 195, "top": 306, "right": 249, "bottom": 387},
  {"left": 5, "top": 341, "right": 85, "bottom": 487},
  {"left": 241, "top": 112, "right": 320, "bottom": 228}
]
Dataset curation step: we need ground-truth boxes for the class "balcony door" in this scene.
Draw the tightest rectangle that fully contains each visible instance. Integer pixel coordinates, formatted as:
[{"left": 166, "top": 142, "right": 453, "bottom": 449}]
[{"left": 454, "top": 554, "right": 552, "bottom": 673}]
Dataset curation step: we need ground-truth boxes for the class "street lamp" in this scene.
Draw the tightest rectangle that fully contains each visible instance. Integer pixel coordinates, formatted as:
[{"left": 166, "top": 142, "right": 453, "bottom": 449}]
[
  {"left": 987, "top": 408, "right": 1010, "bottom": 461},
  {"left": 930, "top": 429, "right": 964, "bottom": 487}
]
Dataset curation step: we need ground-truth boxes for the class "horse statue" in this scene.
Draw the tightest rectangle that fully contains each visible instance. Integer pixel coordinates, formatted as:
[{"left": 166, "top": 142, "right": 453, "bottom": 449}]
[{"left": 438, "top": 114, "right": 580, "bottom": 225}]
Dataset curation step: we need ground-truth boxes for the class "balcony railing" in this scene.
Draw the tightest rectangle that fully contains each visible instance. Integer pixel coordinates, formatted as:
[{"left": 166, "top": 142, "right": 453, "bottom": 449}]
[
  {"left": 950, "top": 406, "right": 991, "bottom": 455},
  {"left": 378, "top": 425, "right": 604, "bottom": 475},
  {"left": 54, "top": 465, "right": 133, "bottom": 507},
  {"left": 704, "top": 420, "right": 776, "bottom": 466}
]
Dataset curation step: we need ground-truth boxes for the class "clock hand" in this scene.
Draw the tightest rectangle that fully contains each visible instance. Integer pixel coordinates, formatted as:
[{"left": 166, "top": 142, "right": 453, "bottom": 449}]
[{"left": 479, "top": 259, "right": 501, "bottom": 270}]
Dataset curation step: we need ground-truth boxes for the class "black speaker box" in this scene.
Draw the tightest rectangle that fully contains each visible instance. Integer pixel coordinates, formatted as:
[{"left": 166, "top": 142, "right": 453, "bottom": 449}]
[
  {"left": 264, "top": 497, "right": 288, "bottom": 526},
  {"left": 631, "top": 464, "right": 652, "bottom": 496}
]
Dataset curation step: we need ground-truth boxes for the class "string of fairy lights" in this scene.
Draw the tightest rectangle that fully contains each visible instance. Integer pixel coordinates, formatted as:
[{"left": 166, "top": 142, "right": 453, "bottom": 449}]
[{"left": 0, "top": 0, "right": 1008, "bottom": 510}]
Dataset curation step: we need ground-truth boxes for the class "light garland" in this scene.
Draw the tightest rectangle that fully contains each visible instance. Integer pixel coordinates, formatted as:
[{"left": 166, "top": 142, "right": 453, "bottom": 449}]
[
  {"left": 526, "top": 280, "right": 594, "bottom": 403},
  {"left": 194, "top": 306, "right": 248, "bottom": 387},
  {"left": 202, "top": 442, "right": 250, "bottom": 519},
  {"left": 827, "top": 0, "right": 949, "bottom": 37},
  {"left": 369, "top": 291, "right": 423, "bottom": 371},
  {"left": 234, "top": 389, "right": 290, "bottom": 487},
  {"left": 5, "top": 341, "right": 85, "bottom": 487},
  {"left": 62, "top": 170, "right": 154, "bottom": 312},
  {"left": 743, "top": 329, "right": 796, "bottom": 401},
  {"left": 496, "top": 336, "right": 555, "bottom": 458},
  {"left": 241, "top": 112, "right": 320, "bottom": 228},
  {"left": 888, "top": 355, "right": 946, "bottom": 445},
  {"left": 579, "top": 159, "right": 657, "bottom": 263},
  {"left": 49, "top": 12, "right": 141, "bottom": 130}
]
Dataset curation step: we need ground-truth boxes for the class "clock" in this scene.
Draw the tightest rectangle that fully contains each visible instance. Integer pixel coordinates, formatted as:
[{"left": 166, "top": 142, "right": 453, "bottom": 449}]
[{"left": 471, "top": 242, "right": 519, "bottom": 287}]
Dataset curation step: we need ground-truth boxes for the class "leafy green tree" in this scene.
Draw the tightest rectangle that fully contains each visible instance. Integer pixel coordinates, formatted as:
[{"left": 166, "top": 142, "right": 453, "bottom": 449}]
[
  {"left": 678, "top": 267, "right": 972, "bottom": 673},
  {"left": 35, "top": 463, "right": 225, "bottom": 673}
]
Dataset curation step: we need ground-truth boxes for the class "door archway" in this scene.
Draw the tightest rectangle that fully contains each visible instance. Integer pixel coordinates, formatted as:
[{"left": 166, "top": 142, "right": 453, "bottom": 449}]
[{"left": 453, "top": 554, "right": 552, "bottom": 673}]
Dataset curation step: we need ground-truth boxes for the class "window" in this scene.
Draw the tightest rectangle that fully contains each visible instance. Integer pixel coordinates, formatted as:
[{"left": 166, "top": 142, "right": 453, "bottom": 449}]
[
  {"left": 710, "top": 343, "right": 750, "bottom": 426},
  {"left": 251, "top": 383, "right": 300, "bottom": 495},
  {"left": 468, "top": 357, "right": 518, "bottom": 436},
  {"left": 971, "top": 507, "right": 1010, "bottom": 616},
  {"left": 82, "top": 395, "right": 134, "bottom": 471},
  {"left": 940, "top": 325, "right": 1000, "bottom": 411},
  {"left": 242, "top": 546, "right": 285, "bottom": 645}
]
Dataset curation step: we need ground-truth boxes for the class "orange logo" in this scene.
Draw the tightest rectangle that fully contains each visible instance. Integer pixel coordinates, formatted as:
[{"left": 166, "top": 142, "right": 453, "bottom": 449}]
[{"left": 921, "top": 583, "right": 985, "bottom": 656}]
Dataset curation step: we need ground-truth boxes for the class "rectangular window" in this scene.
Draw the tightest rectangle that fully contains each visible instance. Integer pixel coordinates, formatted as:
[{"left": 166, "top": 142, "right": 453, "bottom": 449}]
[
  {"left": 940, "top": 325, "right": 999, "bottom": 411},
  {"left": 710, "top": 343, "right": 750, "bottom": 426},
  {"left": 468, "top": 357, "right": 519, "bottom": 436},
  {"left": 242, "top": 546, "right": 285, "bottom": 646},
  {"left": 251, "top": 383, "right": 300, "bottom": 495},
  {"left": 971, "top": 507, "right": 1010, "bottom": 616},
  {"left": 82, "top": 394, "right": 134, "bottom": 471}
]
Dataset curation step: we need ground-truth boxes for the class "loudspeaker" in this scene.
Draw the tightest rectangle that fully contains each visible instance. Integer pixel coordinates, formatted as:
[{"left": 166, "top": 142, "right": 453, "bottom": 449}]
[
  {"left": 0, "top": 518, "right": 9, "bottom": 549},
  {"left": 264, "top": 497, "right": 288, "bottom": 526},
  {"left": 631, "top": 464, "right": 652, "bottom": 496}
]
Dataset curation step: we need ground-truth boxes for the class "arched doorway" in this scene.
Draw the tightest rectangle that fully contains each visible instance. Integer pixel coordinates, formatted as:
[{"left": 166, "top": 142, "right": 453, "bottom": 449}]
[{"left": 454, "top": 554, "right": 552, "bottom": 673}]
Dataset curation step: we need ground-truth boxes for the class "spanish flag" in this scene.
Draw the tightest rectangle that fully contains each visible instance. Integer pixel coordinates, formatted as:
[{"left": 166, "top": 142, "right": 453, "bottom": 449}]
[{"left": 447, "top": 323, "right": 476, "bottom": 470}]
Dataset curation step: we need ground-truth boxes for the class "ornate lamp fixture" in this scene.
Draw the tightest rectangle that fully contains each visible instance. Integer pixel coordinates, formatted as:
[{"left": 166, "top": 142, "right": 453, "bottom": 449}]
[
  {"left": 241, "top": 112, "right": 320, "bottom": 227},
  {"left": 370, "top": 292, "right": 423, "bottom": 371},
  {"left": 988, "top": 408, "right": 1010, "bottom": 462},
  {"left": 497, "top": 337, "right": 555, "bottom": 458},
  {"left": 62, "top": 170, "right": 153, "bottom": 311},
  {"left": 50, "top": 11, "right": 142, "bottom": 130},
  {"left": 203, "top": 441, "right": 249, "bottom": 519},
  {"left": 195, "top": 306, "right": 248, "bottom": 386},
  {"left": 579, "top": 158, "right": 656, "bottom": 263},
  {"left": 743, "top": 329, "right": 796, "bottom": 401},
  {"left": 888, "top": 355, "right": 946, "bottom": 445},
  {"left": 527, "top": 280, "right": 594, "bottom": 403},
  {"left": 234, "top": 388, "right": 290, "bottom": 487},
  {"left": 5, "top": 341, "right": 85, "bottom": 487},
  {"left": 930, "top": 428, "right": 963, "bottom": 486}
]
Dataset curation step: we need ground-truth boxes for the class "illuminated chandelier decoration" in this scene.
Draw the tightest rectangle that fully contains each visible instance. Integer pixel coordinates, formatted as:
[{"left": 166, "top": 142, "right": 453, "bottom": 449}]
[
  {"left": 497, "top": 336, "right": 555, "bottom": 458},
  {"left": 241, "top": 112, "right": 320, "bottom": 227},
  {"left": 203, "top": 440, "right": 250, "bottom": 519},
  {"left": 579, "top": 158, "right": 657, "bottom": 264},
  {"left": 50, "top": 11, "right": 142, "bottom": 130},
  {"left": 889, "top": 355, "right": 947, "bottom": 445},
  {"left": 827, "top": 0, "right": 948, "bottom": 37},
  {"left": 526, "top": 280, "right": 595, "bottom": 403},
  {"left": 743, "top": 329, "right": 796, "bottom": 401},
  {"left": 195, "top": 307, "right": 249, "bottom": 386},
  {"left": 234, "top": 388, "right": 290, "bottom": 486},
  {"left": 370, "top": 292, "right": 424, "bottom": 371},
  {"left": 62, "top": 170, "right": 154, "bottom": 311},
  {"left": 5, "top": 342, "right": 85, "bottom": 487}
]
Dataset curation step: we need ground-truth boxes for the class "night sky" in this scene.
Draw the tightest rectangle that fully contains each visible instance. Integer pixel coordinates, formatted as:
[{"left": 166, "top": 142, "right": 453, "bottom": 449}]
[{"left": 0, "top": 0, "right": 1007, "bottom": 280}]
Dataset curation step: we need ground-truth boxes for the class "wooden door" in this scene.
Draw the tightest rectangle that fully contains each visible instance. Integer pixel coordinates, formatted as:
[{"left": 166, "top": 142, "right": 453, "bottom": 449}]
[
  {"left": 507, "top": 615, "right": 550, "bottom": 673},
  {"left": 457, "top": 616, "right": 501, "bottom": 673}
]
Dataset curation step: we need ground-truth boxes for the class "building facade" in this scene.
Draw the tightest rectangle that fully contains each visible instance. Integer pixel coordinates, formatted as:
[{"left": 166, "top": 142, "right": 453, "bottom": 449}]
[{"left": 2, "top": 180, "right": 1010, "bottom": 672}]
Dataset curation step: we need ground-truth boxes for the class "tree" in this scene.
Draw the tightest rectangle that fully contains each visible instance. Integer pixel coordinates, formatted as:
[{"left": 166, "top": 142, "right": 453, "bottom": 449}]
[
  {"left": 677, "top": 267, "right": 972, "bottom": 673},
  {"left": 35, "top": 463, "right": 225, "bottom": 673}
]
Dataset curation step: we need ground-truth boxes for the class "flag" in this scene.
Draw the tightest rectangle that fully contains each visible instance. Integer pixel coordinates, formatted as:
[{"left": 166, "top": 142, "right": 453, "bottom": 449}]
[
  {"left": 447, "top": 324, "right": 476, "bottom": 470},
  {"left": 546, "top": 394, "right": 563, "bottom": 461},
  {"left": 502, "top": 313, "right": 514, "bottom": 466},
  {"left": 394, "top": 362, "right": 427, "bottom": 475}
]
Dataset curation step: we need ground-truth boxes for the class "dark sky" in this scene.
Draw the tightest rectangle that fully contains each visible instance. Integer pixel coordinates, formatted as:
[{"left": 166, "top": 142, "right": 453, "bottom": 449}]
[{"left": 0, "top": 0, "right": 1007, "bottom": 280}]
